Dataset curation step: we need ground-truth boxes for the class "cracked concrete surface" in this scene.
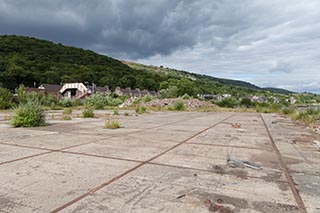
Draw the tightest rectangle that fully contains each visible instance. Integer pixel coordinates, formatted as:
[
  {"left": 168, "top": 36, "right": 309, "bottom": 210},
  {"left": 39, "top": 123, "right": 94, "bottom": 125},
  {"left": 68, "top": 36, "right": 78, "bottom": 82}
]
[{"left": 0, "top": 111, "right": 319, "bottom": 212}]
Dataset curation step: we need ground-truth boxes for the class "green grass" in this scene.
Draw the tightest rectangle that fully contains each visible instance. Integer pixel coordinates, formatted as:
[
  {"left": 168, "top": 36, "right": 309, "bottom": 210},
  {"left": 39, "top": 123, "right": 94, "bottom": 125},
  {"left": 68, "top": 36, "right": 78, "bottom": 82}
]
[
  {"left": 136, "top": 106, "right": 147, "bottom": 114},
  {"left": 173, "top": 100, "right": 185, "bottom": 111},
  {"left": 113, "top": 108, "right": 119, "bottom": 115}
]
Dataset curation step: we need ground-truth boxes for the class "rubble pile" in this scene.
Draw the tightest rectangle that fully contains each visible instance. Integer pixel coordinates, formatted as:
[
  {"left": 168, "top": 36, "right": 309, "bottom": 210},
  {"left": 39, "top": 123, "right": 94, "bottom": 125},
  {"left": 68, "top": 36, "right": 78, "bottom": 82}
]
[{"left": 120, "top": 97, "right": 215, "bottom": 109}]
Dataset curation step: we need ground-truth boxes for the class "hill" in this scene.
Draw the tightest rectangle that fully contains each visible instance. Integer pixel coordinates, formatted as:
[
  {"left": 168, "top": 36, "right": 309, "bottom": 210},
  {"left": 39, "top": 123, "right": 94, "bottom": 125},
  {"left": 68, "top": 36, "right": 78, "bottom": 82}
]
[
  {"left": 124, "top": 61, "right": 293, "bottom": 94},
  {"left": 0, "top": 35, "right": 291, "bottom": 97}
]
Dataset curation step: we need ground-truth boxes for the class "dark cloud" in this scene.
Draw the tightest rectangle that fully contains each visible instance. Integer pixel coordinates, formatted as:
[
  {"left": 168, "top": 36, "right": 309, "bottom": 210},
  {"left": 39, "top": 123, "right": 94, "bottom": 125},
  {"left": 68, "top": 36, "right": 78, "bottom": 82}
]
[{"left": 1, "top": 0, "right": 320, "bottom": 92}]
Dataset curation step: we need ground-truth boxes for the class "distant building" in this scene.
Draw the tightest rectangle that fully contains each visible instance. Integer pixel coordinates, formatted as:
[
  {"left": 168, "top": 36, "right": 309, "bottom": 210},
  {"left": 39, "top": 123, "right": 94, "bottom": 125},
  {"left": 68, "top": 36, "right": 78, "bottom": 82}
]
[{"left": 25, "top": 84, "right": 62, "bottom": 99}]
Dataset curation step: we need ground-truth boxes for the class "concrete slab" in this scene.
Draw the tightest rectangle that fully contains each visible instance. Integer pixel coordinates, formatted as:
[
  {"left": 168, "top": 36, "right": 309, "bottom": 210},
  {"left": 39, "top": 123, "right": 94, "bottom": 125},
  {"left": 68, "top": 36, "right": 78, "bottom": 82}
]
[
  {"left": 60, "top": 164, "right": 298, "bottom": 213},
  {"left": 0, "top": 152, "right": 138, "bottom": 213},
  {"left": 0, "top": 144, "right": 47, "bottom": 164},
  {"left": 1, "top": 132, "right": 108, "bottom": 150},
  {"left": 0, "top": 111, "right": 319, "bottom": 212},
  {"left": 65, "top": 137, "right": 179, "bottom": 161}
]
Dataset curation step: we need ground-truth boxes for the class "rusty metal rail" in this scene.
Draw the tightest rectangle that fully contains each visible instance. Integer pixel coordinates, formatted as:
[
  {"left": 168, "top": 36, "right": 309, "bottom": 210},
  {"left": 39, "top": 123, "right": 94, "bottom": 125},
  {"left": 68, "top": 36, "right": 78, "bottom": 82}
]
[{"left": 260, "top": 114, "right": 307, "bottom": 213}]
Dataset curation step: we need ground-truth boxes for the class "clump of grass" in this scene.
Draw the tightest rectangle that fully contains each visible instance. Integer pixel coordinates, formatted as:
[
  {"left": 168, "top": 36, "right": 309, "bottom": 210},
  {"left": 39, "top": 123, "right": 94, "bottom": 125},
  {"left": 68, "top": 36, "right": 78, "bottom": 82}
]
[
  {"left": 136, "top": 106, "right": 147, "bottom": 114},
  {"left": 104, "top": 120, "right": 120, "bottom": 129},
  {"left": 282, "top": 106, "right": 296, "bottom": 115},
  {"left": 124, "top": 112, "right": 129, "bottom": 116},
  {"left": 11, "top": 100, "right": 46, "bottom": 127},
  {"left": 82, "top": 106, "right": 94, "bottom": 118},
  {"left": 50, "top": 113, "right": 55, "bottom": 120},
  {"left": 291, "top": 108, "right": 320, "bottom": 125},
  {"left": 173, "top": 100, "right": 185, "bottom": 111},
  {"left": 61, "top": 115, "right": 72, "bottom": 120},
  {"left": 113, "top": 108, "right": 119, "bottom": 115},
  {"left": 63, "top": 108, "right": 72, "bottom": 115}
]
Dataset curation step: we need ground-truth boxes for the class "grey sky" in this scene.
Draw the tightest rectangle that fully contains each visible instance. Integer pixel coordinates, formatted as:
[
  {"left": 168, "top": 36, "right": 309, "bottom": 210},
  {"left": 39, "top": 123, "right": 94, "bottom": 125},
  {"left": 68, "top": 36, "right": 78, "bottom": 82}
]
[{"left": 1, "top": 0, "right": 320, "bottom": 93}]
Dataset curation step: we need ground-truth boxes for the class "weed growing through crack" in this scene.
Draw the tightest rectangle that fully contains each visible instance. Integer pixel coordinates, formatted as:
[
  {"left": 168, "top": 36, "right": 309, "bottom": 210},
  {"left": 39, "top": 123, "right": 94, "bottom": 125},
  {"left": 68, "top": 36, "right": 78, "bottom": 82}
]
[
  {"left": 104, "top": 120, "right": 120, "bottom": 129},
  {"left": 82, "top": 106, "right": 94, "bottom": 118},
  {"left": 136, "top": 106, "right": 146, "bottom": 114}
]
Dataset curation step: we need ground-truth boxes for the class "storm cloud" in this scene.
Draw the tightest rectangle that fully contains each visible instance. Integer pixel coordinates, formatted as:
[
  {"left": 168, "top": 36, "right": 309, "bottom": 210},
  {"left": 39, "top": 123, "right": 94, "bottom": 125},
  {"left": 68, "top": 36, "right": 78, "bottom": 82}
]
[{"left": 1, "top": 0, "right": 320, "bottom": 93}]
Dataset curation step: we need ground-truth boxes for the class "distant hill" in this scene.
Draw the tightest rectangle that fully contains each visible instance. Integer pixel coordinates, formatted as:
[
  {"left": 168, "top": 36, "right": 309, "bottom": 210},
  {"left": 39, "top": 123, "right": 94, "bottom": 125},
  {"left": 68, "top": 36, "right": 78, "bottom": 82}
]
[
  {"left": 0, "top": 35, "right": 292, "bottom": 96},
  {"left": 124, "top": 61, "right": 293, "bottom": 94}
]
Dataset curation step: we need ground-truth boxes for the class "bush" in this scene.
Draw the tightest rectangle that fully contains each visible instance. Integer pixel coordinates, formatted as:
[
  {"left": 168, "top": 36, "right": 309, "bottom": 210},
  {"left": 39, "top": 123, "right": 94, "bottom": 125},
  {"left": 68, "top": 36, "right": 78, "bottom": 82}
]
[
  {"left": 106, "top": 96, "right": 123, "bottom": 106},
  {"left": 143, "top": 95, "right": 152, "bottom": 102},
  {"left": 173, "top": 100, "right": 185, "bottom": 111},
  {"left": 104, "top": 120, "right": 120, "bottom": 129},
  {"left": 216, "top": 97, "right": 239, "bottom": 108},
  {"left": 72, "top": 99, "right": 83, "bottom": 107},
  {"left": 282, "top": 107, "right": 296, "bottom": 115},
  {"left": 11, "top": 100, "right": 46, "bottom": 127},
  {"left": 85, "top": 93, "right": 106, "bottom": 109},
  {"left": 136, "top": 106, "right": 147, "bottom": 114},
  {"left": 0, "top": 87, "right": 13, "bottom": 109},
  {"left": 82, "top": 106, "right": 94, "bottom": 118},
  {"left": 240, "top": 98, "right": 253, "bottom": 108},
  {"left": 59, "top": 98, "right": 72, "bottom": 107}
]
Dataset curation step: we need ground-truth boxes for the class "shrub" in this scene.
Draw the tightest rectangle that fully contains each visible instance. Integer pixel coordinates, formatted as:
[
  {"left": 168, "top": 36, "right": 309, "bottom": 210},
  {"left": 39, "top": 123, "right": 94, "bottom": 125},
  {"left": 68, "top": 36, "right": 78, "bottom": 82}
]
[
  {"left": 11, "top": 100, "right": 46, "bottom": 127},
  {"left": 136, "top": 106, "right": 147, "bottom": 114},
  {"left": 173, "top": 100, "right": 185, "bottom": 111},
  {"left": 0, "top": 87, "right": 13, "bottom": 109},
  {"left": 282, "top": 107, "right": 296, "bottom": 115},
  {"left": 104, "top": 120, "right": 120, "bottom": 129},
  {"left": 72, "top": 99, "right": 82, "bottom": 107},
  {"left": 85, "top": 93, "right": 106, "bottom": 109},
  {"left": 82, "top": 106, "right": 94, "bottom": 118},
  {"left": 143, "top": 95, "right": 152, "bottom": 102},
  {"left": 106, "top": 96, "right": 123, "bottom": 106},
  {"left": 216, "top": 97, "right": 239, "bottom": 108},
  {"left": 240, "top": 98, "right": 253, "bottom": 108},
  {"left": 59, "top": 98, "right": 72, "bottom": 107}
]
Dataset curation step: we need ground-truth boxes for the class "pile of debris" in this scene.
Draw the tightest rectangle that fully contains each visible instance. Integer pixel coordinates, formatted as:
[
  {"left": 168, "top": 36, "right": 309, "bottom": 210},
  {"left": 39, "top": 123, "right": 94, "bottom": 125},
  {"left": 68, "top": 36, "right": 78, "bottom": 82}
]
[
  {"left": 120, "top": 97, "right": 215, "bottom": 109},
  {"left": 146, "top": 98, "right": 215, "bottom": 109}
]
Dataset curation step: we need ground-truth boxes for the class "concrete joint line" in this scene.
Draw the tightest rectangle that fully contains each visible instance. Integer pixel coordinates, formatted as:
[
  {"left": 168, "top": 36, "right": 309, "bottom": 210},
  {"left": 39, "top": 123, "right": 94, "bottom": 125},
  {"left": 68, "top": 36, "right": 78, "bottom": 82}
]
[{"left": 50, "top": 113, "right": 235, "bottom": 213}]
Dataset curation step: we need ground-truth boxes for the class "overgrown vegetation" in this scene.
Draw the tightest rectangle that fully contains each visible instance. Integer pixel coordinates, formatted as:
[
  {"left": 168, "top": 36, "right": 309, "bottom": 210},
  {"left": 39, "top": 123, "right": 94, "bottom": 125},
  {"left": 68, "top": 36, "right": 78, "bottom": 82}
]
[
  {"left": 61, "top": 108, "right": 72, "bottom": 120},
  {"left": 173, "top": 100, "right": 185, "bottom": 111},
  {"left": 136, "top": 106, "right": 147, "bottom": 114},
  {"left": 84, "top": 93, "right": 123, "bottom": 109},
  {"left": 11, "top": 100, "right": 46, "bottom": 127},
  {"left": 0, "top": 87, "right": 13, "bottom": 109}
]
